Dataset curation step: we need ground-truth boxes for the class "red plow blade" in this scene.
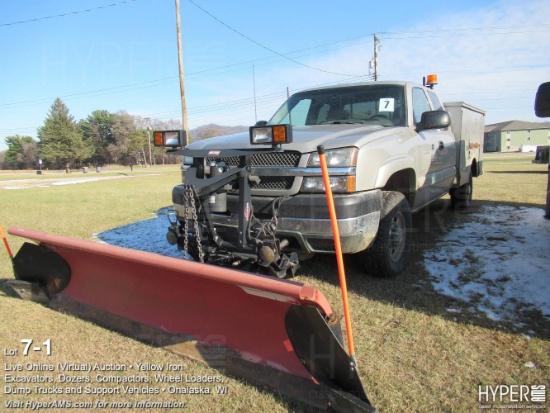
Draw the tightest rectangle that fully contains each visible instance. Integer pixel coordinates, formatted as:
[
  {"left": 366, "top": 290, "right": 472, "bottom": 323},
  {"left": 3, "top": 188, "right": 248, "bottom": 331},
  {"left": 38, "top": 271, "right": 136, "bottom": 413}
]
[{"left": 7, "top": 227, "right": 375, "bottom": 412}]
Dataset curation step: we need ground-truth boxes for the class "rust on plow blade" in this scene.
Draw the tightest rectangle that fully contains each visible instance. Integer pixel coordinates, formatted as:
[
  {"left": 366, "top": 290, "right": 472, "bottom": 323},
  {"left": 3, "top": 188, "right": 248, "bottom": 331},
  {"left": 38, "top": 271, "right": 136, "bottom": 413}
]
[{"left": 8, "top": 227, "right": 376, "bottom": 413}]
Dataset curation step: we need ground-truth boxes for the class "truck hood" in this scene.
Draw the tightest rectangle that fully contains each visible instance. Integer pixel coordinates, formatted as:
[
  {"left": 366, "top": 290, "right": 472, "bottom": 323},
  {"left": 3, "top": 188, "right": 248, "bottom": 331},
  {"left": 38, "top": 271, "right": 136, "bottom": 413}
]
[{"left": 187, "top": 125, "right": 405, "bottom": 153}]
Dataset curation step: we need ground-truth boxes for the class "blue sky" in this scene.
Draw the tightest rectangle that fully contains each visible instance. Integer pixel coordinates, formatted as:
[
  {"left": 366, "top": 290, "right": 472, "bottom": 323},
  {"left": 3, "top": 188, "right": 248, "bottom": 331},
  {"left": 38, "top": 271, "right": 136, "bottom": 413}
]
[{"left": 1, "top": 0, "right": 549, "bottom": 151}]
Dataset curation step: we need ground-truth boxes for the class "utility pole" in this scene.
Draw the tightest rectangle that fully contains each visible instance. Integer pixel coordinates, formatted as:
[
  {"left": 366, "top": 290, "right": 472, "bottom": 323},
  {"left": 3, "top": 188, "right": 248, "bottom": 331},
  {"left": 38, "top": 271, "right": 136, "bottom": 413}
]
[
  {"left": 373, "top": 34, "right": 380, "bottom": 81},
  {"left": 175, "top": 0, "right": 188, "bottom": 135},
  {"left": 253, "top": 65, "right": 257, "bottom": 123},
  {"left": 144, "top": 117, "right": 152, "bottom": 166},
  {"left": 147, "top": 126, "right": 153, "bottom": 166}
]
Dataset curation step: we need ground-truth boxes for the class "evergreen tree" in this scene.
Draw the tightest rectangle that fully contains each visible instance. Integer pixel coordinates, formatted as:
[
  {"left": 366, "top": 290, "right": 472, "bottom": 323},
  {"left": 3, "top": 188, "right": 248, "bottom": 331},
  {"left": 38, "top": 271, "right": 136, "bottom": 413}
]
[
  {"left": 79, "top": 110, "right": 115, "bottom": 165},
  {"left": 4, "top": 135, "right": 38, "bottom": 169},
  {"left": 106, "top": 111, "right": 136, "bottom": 164},
  {"left": 37, "top": 98, "right": 94, "bottom": 172}
]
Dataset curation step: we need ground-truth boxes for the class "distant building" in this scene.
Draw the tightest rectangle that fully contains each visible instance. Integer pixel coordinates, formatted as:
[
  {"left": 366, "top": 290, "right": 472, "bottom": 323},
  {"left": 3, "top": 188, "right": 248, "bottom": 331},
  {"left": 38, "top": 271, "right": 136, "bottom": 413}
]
[{"left": 484, "top": 120, "right": 550, "bottom": 152}]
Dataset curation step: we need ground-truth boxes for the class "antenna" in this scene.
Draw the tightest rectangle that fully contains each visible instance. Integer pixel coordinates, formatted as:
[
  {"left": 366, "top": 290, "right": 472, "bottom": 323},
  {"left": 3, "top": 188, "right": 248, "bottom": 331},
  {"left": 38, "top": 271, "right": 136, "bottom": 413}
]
[
  {"left": 253, "top": 65, "right": 257, "bottom": 123},
  {"left": 373, "top": 34, "right": 381, "bottom": 81}
]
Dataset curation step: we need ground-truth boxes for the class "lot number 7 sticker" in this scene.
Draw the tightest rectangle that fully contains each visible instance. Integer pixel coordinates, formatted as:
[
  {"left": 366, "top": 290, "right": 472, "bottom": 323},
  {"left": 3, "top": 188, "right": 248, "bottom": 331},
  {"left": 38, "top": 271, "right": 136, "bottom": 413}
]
[{"left": 379, "top": 98, "right": 395, "bottom": 112}]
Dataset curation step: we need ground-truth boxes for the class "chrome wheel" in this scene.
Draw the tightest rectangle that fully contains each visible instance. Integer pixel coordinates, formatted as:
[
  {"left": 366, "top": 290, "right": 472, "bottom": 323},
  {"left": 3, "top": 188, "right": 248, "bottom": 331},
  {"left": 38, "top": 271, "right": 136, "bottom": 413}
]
[{"left": 388, "top": 211, "right": 406, "bottom": 262}]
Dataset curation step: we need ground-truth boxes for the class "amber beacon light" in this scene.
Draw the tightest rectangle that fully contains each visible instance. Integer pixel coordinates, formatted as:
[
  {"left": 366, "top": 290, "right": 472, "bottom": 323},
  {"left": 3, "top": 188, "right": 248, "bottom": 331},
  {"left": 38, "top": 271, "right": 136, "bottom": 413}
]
[{"left": 424, "top": 74, "right": 438, "bottom": 89}]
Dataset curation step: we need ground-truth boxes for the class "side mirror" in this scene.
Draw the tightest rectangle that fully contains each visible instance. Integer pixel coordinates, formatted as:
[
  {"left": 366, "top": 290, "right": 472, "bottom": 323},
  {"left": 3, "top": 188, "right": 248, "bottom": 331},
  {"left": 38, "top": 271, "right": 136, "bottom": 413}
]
[
  {"left": 535, "top": 82, "right": 550, "bottom": 118},
  {"left": 416, "top": 110, "right": 451, "bottom": 132}
]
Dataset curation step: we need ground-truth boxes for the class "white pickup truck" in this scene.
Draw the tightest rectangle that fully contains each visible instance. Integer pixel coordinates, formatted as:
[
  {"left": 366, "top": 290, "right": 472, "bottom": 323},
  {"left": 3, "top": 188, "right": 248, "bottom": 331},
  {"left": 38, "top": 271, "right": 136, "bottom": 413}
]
[{"left": 157, "top": 77, "right": 485, "bottom": 277}]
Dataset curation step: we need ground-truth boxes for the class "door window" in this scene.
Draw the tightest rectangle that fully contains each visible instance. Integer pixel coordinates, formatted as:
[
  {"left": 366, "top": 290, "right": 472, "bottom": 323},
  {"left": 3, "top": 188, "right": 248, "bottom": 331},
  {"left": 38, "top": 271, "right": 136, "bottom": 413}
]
[
  {"left": 427, "top": 90, "right": 443, "bottom": 111},
  {"left": 412, "top": 88, "right": 432, "bottom": 125}
]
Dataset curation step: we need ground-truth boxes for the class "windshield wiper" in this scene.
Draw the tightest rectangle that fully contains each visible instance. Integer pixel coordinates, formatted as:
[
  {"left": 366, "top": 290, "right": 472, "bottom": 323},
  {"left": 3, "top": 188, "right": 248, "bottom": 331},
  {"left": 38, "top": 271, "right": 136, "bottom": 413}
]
[{"left": 321, "top": 120, "right": 364, "bottom": 125}]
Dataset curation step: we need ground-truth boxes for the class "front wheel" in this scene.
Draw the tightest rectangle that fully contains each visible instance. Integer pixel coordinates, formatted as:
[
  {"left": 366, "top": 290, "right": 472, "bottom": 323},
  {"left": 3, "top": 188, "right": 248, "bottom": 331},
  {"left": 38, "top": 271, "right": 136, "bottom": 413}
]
[{"left": 361, "top": 191, "right": 412, "bottom": 278}]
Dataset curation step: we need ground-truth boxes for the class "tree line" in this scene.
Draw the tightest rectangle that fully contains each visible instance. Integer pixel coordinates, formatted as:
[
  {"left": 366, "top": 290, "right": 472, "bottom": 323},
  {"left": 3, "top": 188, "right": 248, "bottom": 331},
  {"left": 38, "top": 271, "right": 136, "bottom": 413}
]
[{"left": 1, "top": 98, "right": 183, "bottom": 171}]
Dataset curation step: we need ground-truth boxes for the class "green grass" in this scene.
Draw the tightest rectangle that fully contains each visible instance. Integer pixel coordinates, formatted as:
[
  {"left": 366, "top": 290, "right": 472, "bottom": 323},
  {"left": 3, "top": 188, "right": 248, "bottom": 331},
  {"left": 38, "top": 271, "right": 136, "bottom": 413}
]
[
  {"left": 0, "top": 166, "right": 180, "bottom": 243},
  {"left": 477, "top": 157, "right": 548, "bottom": 206},
  {"left": 0, "top": 159, "right": 549, "bottom": 412}
]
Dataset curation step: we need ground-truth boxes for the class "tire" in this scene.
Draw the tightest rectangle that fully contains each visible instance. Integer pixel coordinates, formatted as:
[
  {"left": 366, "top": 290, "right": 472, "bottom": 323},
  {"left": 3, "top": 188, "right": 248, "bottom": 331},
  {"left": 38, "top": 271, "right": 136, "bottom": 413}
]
[
  {"left": 450, "top": 172, "right": 473, "bottom": 209},
  {"left": 361, "top": 191, "right": 412, "bottom": 278}
]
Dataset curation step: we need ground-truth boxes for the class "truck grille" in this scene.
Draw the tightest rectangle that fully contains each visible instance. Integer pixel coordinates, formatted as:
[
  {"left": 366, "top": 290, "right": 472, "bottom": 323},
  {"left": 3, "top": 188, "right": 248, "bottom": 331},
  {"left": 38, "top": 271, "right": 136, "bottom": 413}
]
[
  {"left": 251, "top": 176, "right": 294, "bottom": 190},
  {"left": 206, "top": 151, "right": 300, "bottom": 191},
  {"left": 206, "top": 151, "right": 300, "bottom": 167}
]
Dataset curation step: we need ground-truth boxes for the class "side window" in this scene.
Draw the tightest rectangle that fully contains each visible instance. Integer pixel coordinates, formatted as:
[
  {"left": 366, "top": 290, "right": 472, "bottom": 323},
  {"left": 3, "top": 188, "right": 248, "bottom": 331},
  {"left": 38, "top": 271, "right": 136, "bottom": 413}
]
[
  {"left": 427, "top": 90, "right": 443, "bottom": 111},
  {"left": 412, "top": 88, "right": 431, "bottom": 124}
]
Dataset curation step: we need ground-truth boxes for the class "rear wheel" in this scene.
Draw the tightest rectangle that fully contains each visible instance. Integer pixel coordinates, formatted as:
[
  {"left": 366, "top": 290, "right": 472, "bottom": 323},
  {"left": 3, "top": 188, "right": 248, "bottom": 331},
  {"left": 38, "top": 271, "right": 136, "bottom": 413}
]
[
  {"left": 450, "top": 171, "right": 473, "bottom": 209},
  {"left": 361, "top": 191, "right": 412, "bottom": 277}
]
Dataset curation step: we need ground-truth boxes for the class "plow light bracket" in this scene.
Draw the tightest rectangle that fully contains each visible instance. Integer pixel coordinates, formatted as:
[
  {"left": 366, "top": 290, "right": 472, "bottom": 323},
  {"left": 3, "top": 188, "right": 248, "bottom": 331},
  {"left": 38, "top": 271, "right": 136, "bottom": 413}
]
[
  {"left": 250, "top": 124, "right": 293, "bottom": 146},
  {"left": 153, "top": 130, "right": 188, "bottom": 148}
]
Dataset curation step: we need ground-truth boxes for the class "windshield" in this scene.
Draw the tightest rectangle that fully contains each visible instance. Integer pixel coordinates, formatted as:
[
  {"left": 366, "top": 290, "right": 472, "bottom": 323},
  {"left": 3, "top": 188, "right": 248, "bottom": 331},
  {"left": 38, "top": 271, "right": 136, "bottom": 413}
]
[{"left": 269, "top": 84, "right": 406, "bottom": 127}]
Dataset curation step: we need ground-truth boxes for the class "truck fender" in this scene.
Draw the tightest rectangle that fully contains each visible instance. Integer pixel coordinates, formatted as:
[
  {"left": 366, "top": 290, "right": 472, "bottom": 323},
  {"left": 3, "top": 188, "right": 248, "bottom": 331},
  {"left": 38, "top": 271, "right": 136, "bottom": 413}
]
[{"left": 374, "top": 155, "right": 416, "bottom": 190}]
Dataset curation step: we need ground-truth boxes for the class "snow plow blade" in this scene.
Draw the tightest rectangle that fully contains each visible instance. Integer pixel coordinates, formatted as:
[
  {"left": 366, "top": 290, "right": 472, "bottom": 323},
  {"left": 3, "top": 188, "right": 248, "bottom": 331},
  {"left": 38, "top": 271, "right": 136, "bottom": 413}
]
[{"left": 7, "top": 227, "right": 376, "bottom": 413}]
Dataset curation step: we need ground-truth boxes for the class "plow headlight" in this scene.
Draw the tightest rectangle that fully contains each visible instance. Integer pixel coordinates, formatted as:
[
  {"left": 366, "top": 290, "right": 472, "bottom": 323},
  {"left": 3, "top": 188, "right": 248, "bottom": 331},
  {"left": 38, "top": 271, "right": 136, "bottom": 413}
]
[
  {"left": 250, "top": 124, "right": 293, "bottom": 145},
  {"left": 153, "top": 130, "right": 188, "bottom": 148}
]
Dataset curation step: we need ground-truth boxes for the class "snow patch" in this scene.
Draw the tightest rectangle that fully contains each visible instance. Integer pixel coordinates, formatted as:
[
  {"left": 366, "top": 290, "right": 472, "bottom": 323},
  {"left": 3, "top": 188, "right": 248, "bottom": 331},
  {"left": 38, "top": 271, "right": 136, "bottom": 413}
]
[
  {"left": 424, "top": 205, "right": 550, "bottom": 327},
  {"left": 94, "top": 208, "right": 182, "bottom": 259}
]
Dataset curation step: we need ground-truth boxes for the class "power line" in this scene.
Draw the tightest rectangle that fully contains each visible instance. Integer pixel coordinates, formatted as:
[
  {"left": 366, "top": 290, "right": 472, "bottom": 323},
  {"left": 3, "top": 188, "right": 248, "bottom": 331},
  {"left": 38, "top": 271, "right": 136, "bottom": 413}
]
[
  {"left": 379, "top": 23, "right": 550, "bottom": 37},
  {"left": 378, "top": 23, "right": 550, "bottom": 41},
  {"left": 186, "top": 0, "right": 359, "bottom": 78},
  {"left": 186, "top": 35, "right": 372, "bottom": 78},
  {"left": 0, "top": 77, "right": 178, "bottom": 108},
  {"left": 0, "top": 0, "right": 137, "bottom": 27},
  {"left": 0, "top": 7, "right": 546, "bottom": 133},
  {"left": 381, "top": 29, "right": 549, "bottom": 40},
  {"left": 0, "top": 36, "right": 375, "bottom": 109},
  {"left": 2, "top": 17, "right": 545, "bottom": 109}
]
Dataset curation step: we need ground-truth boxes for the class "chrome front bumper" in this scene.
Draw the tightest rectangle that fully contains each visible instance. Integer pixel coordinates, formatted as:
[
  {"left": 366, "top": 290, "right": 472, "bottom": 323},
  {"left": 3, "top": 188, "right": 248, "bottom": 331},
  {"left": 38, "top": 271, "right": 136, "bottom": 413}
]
[{"left": 172, "top": 189, "right": 383, "bottom": 254}]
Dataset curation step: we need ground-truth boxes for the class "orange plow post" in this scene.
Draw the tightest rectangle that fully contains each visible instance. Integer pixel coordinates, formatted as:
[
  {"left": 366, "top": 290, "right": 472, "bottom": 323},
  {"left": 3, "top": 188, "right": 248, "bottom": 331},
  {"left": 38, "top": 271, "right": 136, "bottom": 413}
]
[{"left": 6, "top": 226, "right": 376, "bottom": 412}]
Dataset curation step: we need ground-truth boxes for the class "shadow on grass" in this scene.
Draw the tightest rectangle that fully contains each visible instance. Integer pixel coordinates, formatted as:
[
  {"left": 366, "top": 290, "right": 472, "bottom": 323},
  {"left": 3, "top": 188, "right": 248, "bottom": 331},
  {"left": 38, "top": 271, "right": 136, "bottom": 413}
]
[
  {"left": 96, "top": 202, "right": 550, "bottom": 341},
  {"left": 487, "top": 170, "right": 549, "bottom": 175}
]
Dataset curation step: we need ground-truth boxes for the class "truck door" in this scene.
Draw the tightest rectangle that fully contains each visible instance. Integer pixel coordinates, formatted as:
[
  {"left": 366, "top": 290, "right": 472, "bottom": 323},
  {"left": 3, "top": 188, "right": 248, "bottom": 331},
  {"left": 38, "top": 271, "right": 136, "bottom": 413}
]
[{"left": 412, "top": 87, "right": 456, "bottom": 206}]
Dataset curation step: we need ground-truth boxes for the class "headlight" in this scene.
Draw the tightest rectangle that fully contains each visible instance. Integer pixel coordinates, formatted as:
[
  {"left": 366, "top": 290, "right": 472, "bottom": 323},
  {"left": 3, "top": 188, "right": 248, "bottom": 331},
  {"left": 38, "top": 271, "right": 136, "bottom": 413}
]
[
  {"left": 182, "top": 156, "right": 193, "bottom": 165},
  {"left": 303, "top": 147, "right": 357, "bottom": 193},
  {"left": 302, "top": 176, "right": 356, "bottom": 193},
  {"left": 308, "top": 147, "right": 357, "bottom": 167}
]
